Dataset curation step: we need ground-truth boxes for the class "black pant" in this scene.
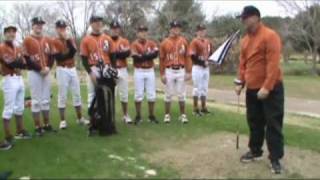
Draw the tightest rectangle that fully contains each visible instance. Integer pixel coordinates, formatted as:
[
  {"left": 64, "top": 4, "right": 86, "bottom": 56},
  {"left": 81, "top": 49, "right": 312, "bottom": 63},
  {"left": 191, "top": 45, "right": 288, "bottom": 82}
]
[{"left": 246, "top": 82, "right": 284, "bottom": 160}]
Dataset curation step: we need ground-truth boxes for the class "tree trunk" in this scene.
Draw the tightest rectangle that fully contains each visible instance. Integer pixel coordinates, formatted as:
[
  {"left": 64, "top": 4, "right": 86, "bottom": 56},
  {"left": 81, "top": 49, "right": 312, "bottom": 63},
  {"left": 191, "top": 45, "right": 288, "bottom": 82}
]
[
  {"left": 311, "top": 50, "right": 318, "bottom": 76},
  {"left": 304, "top": 51, "right": 309, "bottom": 64}
]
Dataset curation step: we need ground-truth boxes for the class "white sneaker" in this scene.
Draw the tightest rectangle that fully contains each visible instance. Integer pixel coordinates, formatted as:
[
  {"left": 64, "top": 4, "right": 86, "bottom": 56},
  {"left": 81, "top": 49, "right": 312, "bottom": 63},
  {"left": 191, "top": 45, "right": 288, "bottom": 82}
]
[
  {"left": 179, "top": 114, "right": 188, "bottom": 124},
  {"left": 123, "top": 115, "right": 132, "bottom": 124},
  {"left": 164, "top": 114, "right": 171, "bottom": 123},
  {"left": 59, "top": 120, "right": 68, "bottom": 129},
  {"left": 77, "top": 117, "right": 90, "bottom": 126}
]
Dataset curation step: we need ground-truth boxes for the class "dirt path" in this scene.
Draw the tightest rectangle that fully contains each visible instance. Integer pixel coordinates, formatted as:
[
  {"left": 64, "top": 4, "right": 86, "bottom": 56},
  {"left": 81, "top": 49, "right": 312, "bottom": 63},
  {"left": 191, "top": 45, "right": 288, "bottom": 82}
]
[
  {"left": 144, "top": 132, "right": 320, "bottom": 179},
  {"left": 155, "top": 79, "right": 320, "bottom": 117}
]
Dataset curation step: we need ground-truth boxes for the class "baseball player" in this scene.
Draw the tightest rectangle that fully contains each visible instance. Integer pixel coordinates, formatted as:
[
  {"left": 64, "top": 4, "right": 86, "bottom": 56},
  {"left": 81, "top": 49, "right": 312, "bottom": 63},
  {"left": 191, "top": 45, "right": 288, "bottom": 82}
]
[
  {"left": 51, "top": 20, "right": 89, "bottom": 129},
  {"left": 23, "top": 17, "right": 55, "bottom": 136},
  {"left": 131, "top": 25, "right": 159, "bottom": 124},
  {"left": 188, "top": 24, "right": 214, "bottom": 116},
  {"left": 0, "top": 25, "right": 32, "bottom": 150},
  {"left": 159, "top": 20, "right": 192, "bottom": 124},
  {"left": 80, "top": 16, "right": 115, "bottom": 132},
  {"left": 109, "top": 20, "right": 132, "bottom": 124}
]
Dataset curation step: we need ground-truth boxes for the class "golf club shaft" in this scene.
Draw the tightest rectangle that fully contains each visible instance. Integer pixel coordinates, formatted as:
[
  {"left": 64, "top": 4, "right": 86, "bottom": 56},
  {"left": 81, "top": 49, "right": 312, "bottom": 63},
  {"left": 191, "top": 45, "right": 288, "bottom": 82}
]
[{"left": 236, "top": 94, "right": 240, "bottom": 150}]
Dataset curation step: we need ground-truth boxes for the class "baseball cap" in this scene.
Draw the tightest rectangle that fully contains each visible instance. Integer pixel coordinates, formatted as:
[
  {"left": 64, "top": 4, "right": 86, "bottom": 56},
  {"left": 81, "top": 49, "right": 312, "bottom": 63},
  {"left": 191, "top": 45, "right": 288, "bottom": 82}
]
[
  {"left": 3, "top": 25, "right": 17, "bottom": 33},
  {"left": 170, "top": 20, "right": 182, "bottom": 28},
  {"left": 237, "top": 6, "right": 261, "bottom": 19},
  {"left": 196, "top": 24, "right": 206, "bottom": 31},
  {"left": 90, "top": 15, "right": 103, "bottom": 23},
  {"left": 55, "top": 20, "right": 67, "bottom": 28},
  {"left": 110, "top": 20, "right": 121, "bottom": 28},
  {"left": 31, "top": 17, "right": 46, "bottom": 25},
  {"left": 137, "top": 24, "right": 148, "bottom": 32}
]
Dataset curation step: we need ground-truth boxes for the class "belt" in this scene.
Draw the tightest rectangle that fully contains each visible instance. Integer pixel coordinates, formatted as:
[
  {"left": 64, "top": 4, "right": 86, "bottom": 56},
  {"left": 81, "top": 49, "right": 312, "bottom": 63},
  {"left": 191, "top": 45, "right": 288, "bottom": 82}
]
[
  {"left": 5, "top": 73, "right": 21, "bottom": 76},
  {"left": 59, "top": 64, "right": 74, "bottom": 68},
  {"left": 166, "top": 65, "right": 184, "bottom": 70}
]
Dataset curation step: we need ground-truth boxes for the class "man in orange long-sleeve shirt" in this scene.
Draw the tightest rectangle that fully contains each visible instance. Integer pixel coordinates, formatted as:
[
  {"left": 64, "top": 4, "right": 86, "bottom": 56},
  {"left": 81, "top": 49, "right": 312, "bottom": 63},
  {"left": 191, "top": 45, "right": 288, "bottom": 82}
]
[
  {"left": 160, "top": 20, "right": 192, "bottom": 124},
  {"left": 235, "top": 6, "right": 284, "bottom": 174}
]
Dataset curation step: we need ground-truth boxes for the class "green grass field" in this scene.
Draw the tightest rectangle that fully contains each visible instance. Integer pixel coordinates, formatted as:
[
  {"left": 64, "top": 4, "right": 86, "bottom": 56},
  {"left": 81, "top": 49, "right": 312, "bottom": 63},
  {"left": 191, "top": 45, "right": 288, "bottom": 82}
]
[
  {"left": 210, "top": 74, "right": 320, "bottom": 100},
  {"left": 1, "top": 85, "right": 320, "bottom": 178}
]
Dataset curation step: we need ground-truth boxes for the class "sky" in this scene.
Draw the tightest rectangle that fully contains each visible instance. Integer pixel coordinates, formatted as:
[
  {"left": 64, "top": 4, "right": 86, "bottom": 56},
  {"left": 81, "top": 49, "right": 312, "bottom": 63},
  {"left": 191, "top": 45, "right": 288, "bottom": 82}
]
[{"left": 0, "top": 0, "right": 290, "bottom": 21}]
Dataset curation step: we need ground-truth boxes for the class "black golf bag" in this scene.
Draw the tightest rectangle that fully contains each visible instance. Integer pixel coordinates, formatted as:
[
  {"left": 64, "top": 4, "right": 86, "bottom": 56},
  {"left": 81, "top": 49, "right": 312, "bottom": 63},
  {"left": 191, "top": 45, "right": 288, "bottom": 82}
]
[{"left": 88, "top": 61, "right": 118, "bottom": 136}]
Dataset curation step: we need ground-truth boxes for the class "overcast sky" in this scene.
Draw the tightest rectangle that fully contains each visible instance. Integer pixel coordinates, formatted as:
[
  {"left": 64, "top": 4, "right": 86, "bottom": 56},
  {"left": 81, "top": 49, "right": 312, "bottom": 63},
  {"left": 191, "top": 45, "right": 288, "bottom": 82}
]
[{"left": 0, "top": 0, "right": 290, "bottom": 21}]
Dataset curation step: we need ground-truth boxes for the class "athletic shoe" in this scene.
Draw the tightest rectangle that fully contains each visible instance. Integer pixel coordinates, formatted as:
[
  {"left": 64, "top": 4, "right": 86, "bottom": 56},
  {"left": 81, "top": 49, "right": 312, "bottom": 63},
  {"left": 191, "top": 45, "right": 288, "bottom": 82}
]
[
  {"left": 77, "top": 117, "right": 90, "bottom": 126},
  {"left": 193, "top": 109, "right": 202, "bottom": 116},
  {"left": 123, "top": 115, "right": 133, "bottom": 124},
  {"left": 59, "top": 120, "right": 68, "bottom": 129},
  {"left": 43, "top": 124, "right": 57, "bottom": 133},
  {"left": 149, "top": 115, "right": 159, "bottom": 124},
  {"left": 34, "top": 127, "right": 45, "bottom": 137},
  {"left": 270, "top": 160, "right": 282, "bottom": 174},
  {"left": 163, "top": 114, "right": 171, "bottom": 123},
  {"left": 15, "top": 130, "right": 32, "bottom": 140},
  {"left": 179, "top": 114, "right": 188, "bottom": 124},
  {"left": 0, "top": 140, "right": 12, "bottom": 151},
  {"left": 240, "top": 151, "right": 263, "bottom": 163},
  {"left": 201, "top": 108, "right": 211, "bottom": 115},
  {"left": 134, "top": 115, "right": 142, "bottom": 125}
]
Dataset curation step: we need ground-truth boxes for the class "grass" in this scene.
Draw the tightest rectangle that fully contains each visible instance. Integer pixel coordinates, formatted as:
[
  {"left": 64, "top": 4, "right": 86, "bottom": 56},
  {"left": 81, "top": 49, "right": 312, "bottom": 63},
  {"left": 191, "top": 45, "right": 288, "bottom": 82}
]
[
  {"left": 210, "top": 74, "right": 320, "bottom": 100},
  {"left": 1, "top": 85, "right": 320, "bottom": 178}
]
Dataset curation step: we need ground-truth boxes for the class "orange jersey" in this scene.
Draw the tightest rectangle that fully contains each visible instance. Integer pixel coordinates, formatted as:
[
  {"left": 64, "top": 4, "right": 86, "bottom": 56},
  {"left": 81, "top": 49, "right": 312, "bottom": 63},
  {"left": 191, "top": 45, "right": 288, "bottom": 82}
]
[
  {"left": 188, "top": 37, "right": 214, "bottom": 62},
  {"left": 238, "top": 23, "right": 282, "bottom": 91},
  {"left": 111, "top": 36, "right": 130, "bottom": 68},
  {"left": 0, "top": 43, "right": 24, "bottom": 75},
  {"left": 131, "top": 39, "right": 158, "bottom": 69},
  {"left": 23, "top": 35, "right": 52, "bottom": 69},
  {"left": 51, "top": 38, "right": 77, "bottom": 67},
  {"left": 80, "top": 34, "right": 115, "bottom": 66},
  {"left": 159, "top": 36, "right": 191, "bottom": 75}
]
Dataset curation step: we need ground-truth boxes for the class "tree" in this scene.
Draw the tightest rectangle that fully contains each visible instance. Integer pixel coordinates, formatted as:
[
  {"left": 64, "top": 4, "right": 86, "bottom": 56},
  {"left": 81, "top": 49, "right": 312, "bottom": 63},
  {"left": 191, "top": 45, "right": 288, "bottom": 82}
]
[
  {"left": 279, "top": 0, "right": 320, "bottom": 74},
  {"left": 0, "top": 7, "right": 7, "bottom": 41},
  {"left": 152, "top": 0, "right": 205, "bottom": 41},
  {"left": 100, "top": 0, "right": 154, "bottom": 41}
]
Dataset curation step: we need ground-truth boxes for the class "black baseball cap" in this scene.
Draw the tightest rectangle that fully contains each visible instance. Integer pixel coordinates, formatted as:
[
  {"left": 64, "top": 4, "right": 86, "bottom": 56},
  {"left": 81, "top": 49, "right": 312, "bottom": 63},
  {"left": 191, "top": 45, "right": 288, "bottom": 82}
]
[
  {"left": 55, "top": 20, "right": 67, "bottom": 28},
  {"left": 4, "top": 25, "right": 17, "bottom": 33},
  {"left": 31, "top": 17, "right": 46, "bottom": 25},
  {"left": 237, "top": 6, "right": 261, "bottom": 19},
  {"left": 196, "top": 24, "right": 206, "bottom": 31},
  {"left": 137, "top": 24, "right": 148, "bottom": 32},
  {"left": 170, "top": 20, "right": 182, "bottom": 28},
  {"left": 110, "top": 20, "right": 121, "bottom": 29},
  {"left": 90, "top": 15, "right": 103, "bottom": 23}
]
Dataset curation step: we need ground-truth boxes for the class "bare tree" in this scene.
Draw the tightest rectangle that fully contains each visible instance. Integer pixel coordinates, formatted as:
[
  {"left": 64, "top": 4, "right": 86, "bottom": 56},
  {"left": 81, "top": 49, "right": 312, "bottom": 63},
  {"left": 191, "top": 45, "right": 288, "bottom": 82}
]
[
  {"left": 0, "top": 7, "right": 7, "bottom": 41},
  {"left": 278, "top": 0, "right": 320, "bottom": 74}
]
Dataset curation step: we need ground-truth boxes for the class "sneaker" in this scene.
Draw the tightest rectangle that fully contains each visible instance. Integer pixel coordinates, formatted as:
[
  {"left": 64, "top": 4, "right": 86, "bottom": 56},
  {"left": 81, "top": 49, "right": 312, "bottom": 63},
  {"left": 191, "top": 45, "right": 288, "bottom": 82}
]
[
  {"left": 59, "top": 120, "right": 68, "bottom": 129},
  {"left": 179, "top": 114, "right": 188, "bottom": 124},
  {"left": 43, "top": 124, "right": 57, "bottom": 133},
  {"left": 15, "top": 130, "right": 32, "bottom": 140},
  {"left": 34, "top": 127, "right": 45, "bottom": 137},
  {"left": 123, "top": 115, "right": 133, "bottom": 124},
  {"left": 77, "top": 117, "right": 90, "bottom": 126},
  {"left": 164, "top": 114, "right": 171, "bottom": 123},
  {"left": 0, "top": 140, "right": 12, "bottom": 151},
  {"left": 134, "top": 115, "right": 142, "bottom": 125},
  {"left": 193, "top": 109, "right": 202, "bottom": 116},
  {"left": 149, "top": 115, "right": 159, "bottom": 124},
  {"left": 240, "top": 151, "right": 263, "bottom": 163},
  {"left": 201, "top": 108, "right": 211, "bottom": 115},
  {"left": 270, "top": 160, "right": 282, "bottom": 174}
]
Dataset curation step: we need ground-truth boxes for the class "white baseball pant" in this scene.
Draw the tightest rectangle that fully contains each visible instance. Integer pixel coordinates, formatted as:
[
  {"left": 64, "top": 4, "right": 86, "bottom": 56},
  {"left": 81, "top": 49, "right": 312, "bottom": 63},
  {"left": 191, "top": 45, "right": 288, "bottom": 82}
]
[
  {"left": 87, "top": 66, "right": 101, "bottom": 108},
  {"left": 1, "top": 75, "right": 25, "bottom": 119},
  {"left": 56, "top": 67, "right": 82, "bottom": 108},
  {"left": 134, "top": 68, "right": 156, "bottom": 102},
  {"left": 116, "top": 67, "right": 128, "bottom": 103},
  {"left": 192, "top": 65, "right": 210, "bottom": 97},
  {"left": 164, "top": 68, "right": 186, "bottom": 102},
  {"left": 28, "top": 71, "right": 51, "bottom": 112}
]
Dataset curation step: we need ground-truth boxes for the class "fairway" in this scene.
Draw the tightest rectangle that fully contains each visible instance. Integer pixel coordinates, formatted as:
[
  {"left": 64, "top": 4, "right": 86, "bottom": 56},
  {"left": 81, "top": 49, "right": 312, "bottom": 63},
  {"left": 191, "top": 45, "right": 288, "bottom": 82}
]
[{"left": 1, "top": 85, "right": 320, "bottom": 179}]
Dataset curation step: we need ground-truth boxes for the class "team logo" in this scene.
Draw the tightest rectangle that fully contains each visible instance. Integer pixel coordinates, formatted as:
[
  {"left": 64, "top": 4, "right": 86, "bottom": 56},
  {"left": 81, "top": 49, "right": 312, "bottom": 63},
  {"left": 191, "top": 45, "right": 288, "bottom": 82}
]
[
  {"left": 103, "top": 40, "right": 109, "bottom": 52},
  {"left": 179, "top": 45, "right": 185, "bottom": 54}
]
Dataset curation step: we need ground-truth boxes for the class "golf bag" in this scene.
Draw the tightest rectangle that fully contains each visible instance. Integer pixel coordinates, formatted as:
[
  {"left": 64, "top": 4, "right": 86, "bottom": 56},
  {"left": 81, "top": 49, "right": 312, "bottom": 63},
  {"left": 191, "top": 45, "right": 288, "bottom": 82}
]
[{"left": 88, "top": 60, "right": 118, "bottom": 136}]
